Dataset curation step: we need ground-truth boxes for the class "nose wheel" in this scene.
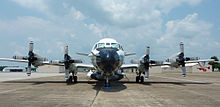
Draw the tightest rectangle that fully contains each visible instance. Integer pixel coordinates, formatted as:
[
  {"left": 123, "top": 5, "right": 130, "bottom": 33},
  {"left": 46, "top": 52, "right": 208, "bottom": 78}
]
[{"left": 104, "top": 76, "right": 111, "bottom": 88}]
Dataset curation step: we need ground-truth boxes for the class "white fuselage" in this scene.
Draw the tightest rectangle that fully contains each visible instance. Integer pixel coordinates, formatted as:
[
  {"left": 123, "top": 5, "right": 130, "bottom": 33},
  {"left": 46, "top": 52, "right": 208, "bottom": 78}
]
[{"left": 87, "top": 38, "right": 125, "bottom": 80}]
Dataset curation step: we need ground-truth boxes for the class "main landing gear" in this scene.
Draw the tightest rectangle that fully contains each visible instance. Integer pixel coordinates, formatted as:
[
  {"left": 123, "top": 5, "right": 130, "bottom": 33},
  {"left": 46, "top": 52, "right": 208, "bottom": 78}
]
[
  {"left": 136, "top": 76, "right": 144, "bottom": 83},
  {"left": 66, "top": 75, "right": 78, "bottom": 84}
]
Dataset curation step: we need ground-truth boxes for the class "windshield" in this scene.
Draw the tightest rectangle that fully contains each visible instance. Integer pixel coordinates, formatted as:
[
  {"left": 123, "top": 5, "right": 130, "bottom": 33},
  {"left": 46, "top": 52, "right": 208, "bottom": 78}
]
[
  {"left": 111, "top": 43, "right": 119, "bottom": 49},
  {"left": 98, "top": 43, "right": 105, "bottom": 48},
  {"left": 97, "top": 43, "right": 119, "bottom": 49}
]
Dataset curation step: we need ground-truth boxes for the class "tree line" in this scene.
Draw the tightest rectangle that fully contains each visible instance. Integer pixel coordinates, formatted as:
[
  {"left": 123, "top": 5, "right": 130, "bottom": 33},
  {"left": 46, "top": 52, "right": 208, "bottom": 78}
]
[{"left": 209, "top": 56, "right": 220, "bottom": 71}]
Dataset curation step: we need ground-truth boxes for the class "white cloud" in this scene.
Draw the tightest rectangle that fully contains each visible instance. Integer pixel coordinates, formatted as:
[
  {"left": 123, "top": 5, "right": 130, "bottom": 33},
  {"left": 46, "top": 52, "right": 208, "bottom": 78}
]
[
  {"left": 11, "top": 0, "right": 48, "bottom": 12},
  {"left": 87, "top": 24, "right": 103, "bottom": 38},
  {"left": 3, "top": 0, "right": 219, "bottom": 62},
  {"left": 56, "top": 41, "right": 65, "bottom": 52},
  {"left": 158, "top": 0, "right": 202, "bottom": 13},
  {"left": 27, "top": 37, "right": 40, "bottom": 42},
  {"left": 66, "top": 0, "right": 202, "bottom": 28},
  {"left": 71, "top": 8, "right": 85, "bottom": 21},
  {"left": 158, "top": 13, "right": 212, "bottom": 43},
  {"left": 157, "top": 13, "right": 218, "bottom": 58},
  {"left": 70, "top": 33, "right": 76, "bottom": 38}
]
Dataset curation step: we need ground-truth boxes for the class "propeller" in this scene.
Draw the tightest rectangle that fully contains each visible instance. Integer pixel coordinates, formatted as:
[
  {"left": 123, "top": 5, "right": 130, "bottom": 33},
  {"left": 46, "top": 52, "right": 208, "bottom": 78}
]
[
  {"left": 62, "top": 46, "right": 82, "bottom": 80},
  {"left": 64, "top": 46, "right": 70, "bottom": 79},
  {"left": 179, "top": 42, "right": 186, "bottom": 77},
  {"left": 143, "top": 46, "right": 150, "bottom": 79},
  {"left": 26, "top": 41, "right": 37, "bottom": 76}
]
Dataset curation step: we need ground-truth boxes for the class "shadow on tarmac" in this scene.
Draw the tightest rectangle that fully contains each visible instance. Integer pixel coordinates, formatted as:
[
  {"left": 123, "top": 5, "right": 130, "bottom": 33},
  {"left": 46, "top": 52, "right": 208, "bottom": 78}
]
[
  {"left": 120, "top": 81, "right": 211, "bottom": 86},
  {"left": 3, "top": 80, "right": 211, "bottom": 92}
]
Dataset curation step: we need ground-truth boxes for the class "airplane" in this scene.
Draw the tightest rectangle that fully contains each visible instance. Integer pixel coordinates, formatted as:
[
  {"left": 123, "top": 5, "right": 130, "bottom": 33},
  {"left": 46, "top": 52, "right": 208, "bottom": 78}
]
[
  {"left": 0, "top": 39, "right": 214, "bottom": 87},
  {"left": 161, "top": 42, "right": 214, "bottom": 75}
]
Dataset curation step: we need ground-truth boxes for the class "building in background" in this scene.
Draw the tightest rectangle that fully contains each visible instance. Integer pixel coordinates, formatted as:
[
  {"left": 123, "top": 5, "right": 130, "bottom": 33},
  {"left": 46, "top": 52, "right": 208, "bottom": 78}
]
[
  {"left": 38, "top": 65, "right": 64, "bottom": 73},
  {"left": 2, "top": 66, "right": 26, "bottom": 72}
]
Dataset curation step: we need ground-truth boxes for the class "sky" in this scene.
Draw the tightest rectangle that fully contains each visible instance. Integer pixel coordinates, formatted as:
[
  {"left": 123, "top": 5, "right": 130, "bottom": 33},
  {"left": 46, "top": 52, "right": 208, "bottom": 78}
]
[{"left": 0, "top": 0, "right": 220, "bottom": 66}]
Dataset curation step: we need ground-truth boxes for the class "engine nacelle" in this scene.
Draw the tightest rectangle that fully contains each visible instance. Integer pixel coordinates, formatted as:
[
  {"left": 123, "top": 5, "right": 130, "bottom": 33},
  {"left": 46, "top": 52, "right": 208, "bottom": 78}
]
[
  {"left": 150, "top": 60, "right": 163, "bottom": 65},
  {"left": 185, "top": 57, "right": 199, "bottom": 61},
  {"left": 166, "top": 58, "right": 179, "bottom": 67},
  {"left": 32, "top": 54, "right": 48, "bottom": 67},
  {"left": 50, "top": 60, "right": 60, "bottom": 64}
]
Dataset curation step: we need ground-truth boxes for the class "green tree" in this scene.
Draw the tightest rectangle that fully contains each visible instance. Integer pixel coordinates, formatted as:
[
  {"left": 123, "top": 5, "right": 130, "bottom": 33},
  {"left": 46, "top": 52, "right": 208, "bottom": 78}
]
[
  {"left": 209, "top": 56, "right": 220, "bottom": 71},
  {"left": 0, "top": 66, "right": 7, "bottom": 71}
]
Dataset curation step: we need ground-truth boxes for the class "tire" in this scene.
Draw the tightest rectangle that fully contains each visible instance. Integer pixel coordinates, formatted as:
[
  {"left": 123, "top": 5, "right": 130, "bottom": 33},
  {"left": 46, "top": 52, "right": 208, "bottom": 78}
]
[
  {"left": 73, "top": 76, "right": 77, "bottom": 83},
  {"left": 140, "top": 76, "right": 144, "bottom": 83},
  {"left": 69, "top": 76, "right": 73, "bottom": 83},
  {"left": 136, "top": 76, "right": 140, "bottom": 83}
]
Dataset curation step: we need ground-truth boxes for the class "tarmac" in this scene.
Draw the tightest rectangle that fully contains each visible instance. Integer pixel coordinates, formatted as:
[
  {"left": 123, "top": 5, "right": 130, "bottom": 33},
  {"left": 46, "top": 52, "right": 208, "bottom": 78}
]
[{"left": 0, "top": 72, "right": 220, "bottom": 107}]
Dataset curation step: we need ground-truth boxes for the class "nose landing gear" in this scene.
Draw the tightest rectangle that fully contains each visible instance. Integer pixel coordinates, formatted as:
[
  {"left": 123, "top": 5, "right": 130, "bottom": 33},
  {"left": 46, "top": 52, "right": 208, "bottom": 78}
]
[{"left": 104, "top": 76, "right": 112, "bottom": 89}]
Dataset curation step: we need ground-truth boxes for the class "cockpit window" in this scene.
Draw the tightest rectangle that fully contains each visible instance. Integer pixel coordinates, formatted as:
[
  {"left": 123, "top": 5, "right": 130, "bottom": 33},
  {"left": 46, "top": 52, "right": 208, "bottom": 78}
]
[
  {"left": 119, "top": 44, "right": 124, "bottom": 50},
  {"left": 111, "top": 43, "right": 119, "bottom": 49},
  {"left": 96, "top": 43, "right": 120, "bottom": 49},
  {"left": 93, "top": 44, "right": 97, "bottom": 49},
  {"left": 98, "top": 43, "right": 105, "bottom": 48}
]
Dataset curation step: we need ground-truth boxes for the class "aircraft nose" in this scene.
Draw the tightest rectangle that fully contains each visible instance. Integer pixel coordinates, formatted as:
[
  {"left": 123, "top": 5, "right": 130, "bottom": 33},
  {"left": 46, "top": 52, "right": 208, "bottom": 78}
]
[
  {"left": 97, "top": 48, "right": 120, "bottom": 73},
  {"left": 100, "top": 48, "right": 119, "bottom": 61}
]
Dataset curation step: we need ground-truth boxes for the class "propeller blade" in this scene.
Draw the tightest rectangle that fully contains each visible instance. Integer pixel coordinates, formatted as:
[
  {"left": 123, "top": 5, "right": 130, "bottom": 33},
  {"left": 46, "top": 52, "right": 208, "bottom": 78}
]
[
  {"left": 179, "top": 42, "right": 186, "bottom": 76},
  {"left": 146, "top": 46, "right": 150, "bottom": 56},
  {"left": 29, "top": 41, "right": 34, "bottom": 52},
  {"left": 27, "top": 41, "right": 34, "bottom": 76},
  {"left": 180, "top": 42, "right": 184, "bottom": 53},
  {"left": 27, "top": 62, "right": 31, "bottom": 76},
  {"left": 145, "top": 69, "right": 149, "bottom": 79},
  {"left": 64, "top": 46, "right": 68, "bottom": 55},
  {"left": 144, "top": 46, "right": 150, "bottom": 79},
  {"left": 65, "top": 69, "right": 69, "bottom": 80},
  {"left": 64, "top": 45, "right": 70, "bottom": 80},
  {"left": 181, "top": 64, "right": 186, "bottom": 77}
]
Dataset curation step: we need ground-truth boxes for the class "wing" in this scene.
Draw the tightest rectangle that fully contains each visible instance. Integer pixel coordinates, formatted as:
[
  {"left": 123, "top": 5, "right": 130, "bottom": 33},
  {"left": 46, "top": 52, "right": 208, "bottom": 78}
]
[
  {"left": 76, "top": 52, "right": 89, "bottom": 56},
  {"left": 43, "top": 61, "right": 64, "bottom": 66},
  {"left": 121, "top": 64, "right": 138, "bottom": 69},
  {"left": 46, "top": 60, "right": 94, "bottom": 69},
  {"left": 161, "top": 63, "right": 198, "bottom": 68},
  {"left": 185, "top": 59, "right": 214, "bottom": 63},
  {"left": 74, "top": 63, "right": 94, "bottom": 69},
  {"left": 124, "top": 53, "right": 136, "bottom": 56},
  {"left": 120, "top": 62, "right": 164, "bottom": 69},
  {"left": 0, "top": 58, "right": 28, "bottom": 63}
]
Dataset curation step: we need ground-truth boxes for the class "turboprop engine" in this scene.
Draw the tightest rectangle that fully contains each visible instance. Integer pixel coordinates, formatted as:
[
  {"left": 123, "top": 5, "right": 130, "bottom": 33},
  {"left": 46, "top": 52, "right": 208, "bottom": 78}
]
[
  {"left": 14, "top": 41, "right": 48, "bottom": 76},
  {"left": 166, "top": 42, "right": 186, "bottom": 76}
]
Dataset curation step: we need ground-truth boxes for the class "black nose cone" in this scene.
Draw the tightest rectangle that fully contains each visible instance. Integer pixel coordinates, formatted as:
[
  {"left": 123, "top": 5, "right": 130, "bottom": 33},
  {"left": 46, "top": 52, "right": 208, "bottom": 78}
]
[{"left": 97, "top": 48, "right": 120, "bottom": 73}]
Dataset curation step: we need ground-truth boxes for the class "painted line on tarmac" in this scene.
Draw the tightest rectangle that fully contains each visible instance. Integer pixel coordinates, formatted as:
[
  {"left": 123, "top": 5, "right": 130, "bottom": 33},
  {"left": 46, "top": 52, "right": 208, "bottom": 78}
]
[{"left": 152, "top": 75, "right": 220, "bottom": 86}]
